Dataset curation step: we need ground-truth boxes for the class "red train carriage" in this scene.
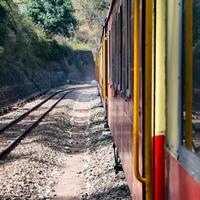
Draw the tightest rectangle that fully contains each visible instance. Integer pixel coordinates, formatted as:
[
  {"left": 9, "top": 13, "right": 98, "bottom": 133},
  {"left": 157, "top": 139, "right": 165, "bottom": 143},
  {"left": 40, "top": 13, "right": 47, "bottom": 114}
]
[{"left": 96, "top": 0, "right": 200, "bottom": 200}]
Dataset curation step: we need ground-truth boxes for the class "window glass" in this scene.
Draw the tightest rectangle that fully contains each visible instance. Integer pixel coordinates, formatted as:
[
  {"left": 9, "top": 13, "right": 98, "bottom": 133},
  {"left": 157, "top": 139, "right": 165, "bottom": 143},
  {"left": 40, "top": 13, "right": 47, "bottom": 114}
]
[
  {"left": 108, "top": 30, "right": 111, "bottom": 83},
  {"left": 114, "top": 7, "right": 122, "bottom": 90},
  {"left": 111, "top": 6, "right": 124, "bottom": 92},
  {"left": 119, "top": 5, "right": 123, "bottom": 90},
  {"left": 112, "top": 19, "right": 116, "bottom": 86},
  {"left": 184, "top": 1, "right": 200, "bottom": 157},
  {"left": 126, "top": 0, "right": 132, "bottom": 97},
  {"left": 191, "top": 1, "right": 200, "bottom": 156},
  {"left": 112, "top": 21, "right": 115, "bottom": 85},
  {"left": 115, "top": 13, "right": 119, "bottom": 88}
]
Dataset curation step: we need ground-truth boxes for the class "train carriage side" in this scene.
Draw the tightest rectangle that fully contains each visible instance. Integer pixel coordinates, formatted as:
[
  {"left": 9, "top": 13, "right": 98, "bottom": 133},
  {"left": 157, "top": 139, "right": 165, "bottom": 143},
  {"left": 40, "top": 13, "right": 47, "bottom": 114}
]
[
  {"left": 96, "top": 0, "right": 200, "bottom": 200},
  {"left": 105, "top": 0, "right": 150, "bottom": 199},
  {"left": 165, "top": 0, "right": 200, "bottom": 199}
]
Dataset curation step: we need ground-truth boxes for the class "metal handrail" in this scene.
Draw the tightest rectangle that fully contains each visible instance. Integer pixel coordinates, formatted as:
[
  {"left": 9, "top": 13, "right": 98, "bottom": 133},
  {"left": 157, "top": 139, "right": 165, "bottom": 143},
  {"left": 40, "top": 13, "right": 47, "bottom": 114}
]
[{"left": 133, "top": 0, "right": 146, "bottom": 183}]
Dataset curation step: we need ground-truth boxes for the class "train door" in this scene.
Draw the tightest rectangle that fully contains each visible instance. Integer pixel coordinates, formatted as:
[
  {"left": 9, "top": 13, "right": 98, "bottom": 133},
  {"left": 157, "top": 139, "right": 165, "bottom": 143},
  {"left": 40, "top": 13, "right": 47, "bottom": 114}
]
[{"left": 132, "top": 0, "right": 153, "bottom": 200}]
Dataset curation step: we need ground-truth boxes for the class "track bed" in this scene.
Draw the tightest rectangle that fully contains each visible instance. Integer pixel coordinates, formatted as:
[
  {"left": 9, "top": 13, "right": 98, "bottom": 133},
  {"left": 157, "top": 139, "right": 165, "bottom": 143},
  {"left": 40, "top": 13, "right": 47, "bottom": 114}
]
[{"left": 0, "top": 85, "right": 130, "bottom": 200}]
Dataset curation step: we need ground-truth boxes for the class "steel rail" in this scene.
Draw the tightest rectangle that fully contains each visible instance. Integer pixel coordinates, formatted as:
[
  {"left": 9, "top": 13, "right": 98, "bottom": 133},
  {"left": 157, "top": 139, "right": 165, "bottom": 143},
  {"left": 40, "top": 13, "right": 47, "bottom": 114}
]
[
  {"left": 0, "top": 91, "right": 62, "bottom": 134},
  {"left": 0, "top": 85, "right": 96, "bottom": 159},
  {"left": 0, "top": 85, "right": 95, "bottom": 134}
]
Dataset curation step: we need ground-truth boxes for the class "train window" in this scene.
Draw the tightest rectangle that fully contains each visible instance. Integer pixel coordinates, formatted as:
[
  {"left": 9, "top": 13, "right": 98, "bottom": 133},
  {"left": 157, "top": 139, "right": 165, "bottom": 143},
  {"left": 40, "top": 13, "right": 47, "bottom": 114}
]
[
  {"left": 108, "top": 30, "right": 111, "bottom": 83},
  {"left": 111, "top": 5, "right": 123, "bottom": 93},
  {"left": 115, "top": 6, "right": 123, "bottom": 91},
  {"left": 110, "top": 25, "right": 113, "bottom": 84},
  {"left": 126, "top": 0, "right": 132, "bottom": 97},
  {"left": 112, "top": 21, "right": 115, "bottom": 85},
  {"left": 112, "top": 18, "right": 116, "bottom": 86},
  {"left": 119, "top": 5, "right": 123, "bottom": 91},
  {"left": 115, "top": 13, "right": 119, "bottom": 88},
  {"left": 122, "top": 1, "right": 127, "bottom": 95},
  {"left": 183, "top": 1, "right": 200, "bottom": 157}
]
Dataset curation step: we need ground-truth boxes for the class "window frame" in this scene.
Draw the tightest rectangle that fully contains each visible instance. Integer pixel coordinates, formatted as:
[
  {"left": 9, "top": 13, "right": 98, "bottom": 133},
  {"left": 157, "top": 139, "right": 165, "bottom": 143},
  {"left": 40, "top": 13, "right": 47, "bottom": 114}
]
[
  {"left": 178, "top": 0, "right": 200, "bottom": 183},
  {"left": 126, "top": 0, "right": 132, "bottom": 98}
]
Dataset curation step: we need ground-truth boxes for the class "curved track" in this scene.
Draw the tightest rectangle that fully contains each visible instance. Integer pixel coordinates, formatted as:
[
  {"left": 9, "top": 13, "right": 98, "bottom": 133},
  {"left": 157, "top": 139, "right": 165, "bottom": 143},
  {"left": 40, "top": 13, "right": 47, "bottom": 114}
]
[{"left": 0, "top": 85, "right": 96, "bottom": 159}]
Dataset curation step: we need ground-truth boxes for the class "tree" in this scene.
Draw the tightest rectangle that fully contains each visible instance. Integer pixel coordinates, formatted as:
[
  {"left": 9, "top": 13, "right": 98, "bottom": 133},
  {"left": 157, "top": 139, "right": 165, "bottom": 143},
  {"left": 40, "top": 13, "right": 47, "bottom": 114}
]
[
  {"left": 79, "top": 0, "right": 110, "bottom": 27},
  {"left": 28, "top": 0, "right": 77, "bottom": 37}
]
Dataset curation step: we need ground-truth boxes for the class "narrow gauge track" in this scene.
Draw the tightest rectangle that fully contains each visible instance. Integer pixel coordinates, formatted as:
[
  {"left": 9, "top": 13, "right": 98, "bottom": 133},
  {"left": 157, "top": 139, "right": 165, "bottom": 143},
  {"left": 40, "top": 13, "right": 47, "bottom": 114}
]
[{"left": 0, "top": 85, "right": 96, "bottom": 159}]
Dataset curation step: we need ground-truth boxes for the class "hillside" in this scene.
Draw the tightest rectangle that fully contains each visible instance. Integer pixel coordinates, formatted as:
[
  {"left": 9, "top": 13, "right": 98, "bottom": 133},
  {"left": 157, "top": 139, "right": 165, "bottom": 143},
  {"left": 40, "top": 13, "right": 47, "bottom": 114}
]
[
  {"left": 0, "top": 0, "right": 111, "bottom": 108},
  {"left": 0, "top": 0, "right": 96, "bottom": 108},
  {"left": 72, "top": 0, "right": 111, "bottom": 51}
]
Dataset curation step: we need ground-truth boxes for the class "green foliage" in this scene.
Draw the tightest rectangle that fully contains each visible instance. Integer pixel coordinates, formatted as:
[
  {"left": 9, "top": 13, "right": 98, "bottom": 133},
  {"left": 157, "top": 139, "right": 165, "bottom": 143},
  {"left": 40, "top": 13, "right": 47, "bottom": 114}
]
[
  {"left": 48, "top": 39, "right": 71, "bottom": 60},
  {"left": 28, "top": 0, "right": 77, "bottom": 37},
  {"left": 68, "top": 38, "right": 89, "bottom": 50},
  {"left": 0, "top": 0, "right": 71, "bottom": 77},
  {"left": 0, "top": 46, "right": 4, "bottom": 59},
  {"left": 0, "top": 0, "right": 16, "bottom": 45}
]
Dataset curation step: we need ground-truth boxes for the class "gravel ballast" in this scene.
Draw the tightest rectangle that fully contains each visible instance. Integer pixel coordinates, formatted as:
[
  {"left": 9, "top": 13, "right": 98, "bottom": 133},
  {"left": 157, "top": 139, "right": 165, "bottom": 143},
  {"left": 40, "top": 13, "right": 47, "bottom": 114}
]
[{"left": 0, "top": 86, "right": 131, "bottom": 200}]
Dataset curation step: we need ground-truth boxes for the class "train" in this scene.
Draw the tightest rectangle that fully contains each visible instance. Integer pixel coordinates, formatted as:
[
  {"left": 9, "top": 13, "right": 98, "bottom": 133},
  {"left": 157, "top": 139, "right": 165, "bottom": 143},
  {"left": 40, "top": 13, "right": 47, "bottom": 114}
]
[{"left": 95, "top": 0, "right": 200, "bottom": 200}]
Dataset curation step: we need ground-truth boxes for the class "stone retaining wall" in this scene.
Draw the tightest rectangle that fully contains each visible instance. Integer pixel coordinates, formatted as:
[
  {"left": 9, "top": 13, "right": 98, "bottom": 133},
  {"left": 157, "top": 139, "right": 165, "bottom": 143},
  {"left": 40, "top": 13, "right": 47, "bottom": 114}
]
[{"left": 0, "top": 50, "right": 95, "bottom": 108}]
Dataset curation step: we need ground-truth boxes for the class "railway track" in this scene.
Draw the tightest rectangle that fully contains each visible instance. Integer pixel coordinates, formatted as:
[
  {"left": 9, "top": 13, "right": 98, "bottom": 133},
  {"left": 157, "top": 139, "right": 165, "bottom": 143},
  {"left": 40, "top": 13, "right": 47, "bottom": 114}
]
[{"left": 0, "top": 85, "right": 96, "bottom": 159}]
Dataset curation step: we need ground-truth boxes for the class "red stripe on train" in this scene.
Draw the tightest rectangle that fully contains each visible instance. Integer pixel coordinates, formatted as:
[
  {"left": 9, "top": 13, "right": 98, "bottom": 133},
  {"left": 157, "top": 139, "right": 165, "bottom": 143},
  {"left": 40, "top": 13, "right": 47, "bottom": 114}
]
[{"left": 154, "top": 135, "right": 165, "bottom": 200}]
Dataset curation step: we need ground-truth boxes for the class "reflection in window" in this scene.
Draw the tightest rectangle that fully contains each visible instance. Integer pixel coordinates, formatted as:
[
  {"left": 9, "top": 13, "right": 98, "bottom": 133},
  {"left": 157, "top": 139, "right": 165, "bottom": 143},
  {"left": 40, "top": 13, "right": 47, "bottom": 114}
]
[
  {"left": 192, "top": 1, "right": 200, "bottom": 156},
  {"left": 184, "top": 1, "right": 200, "bottom": 156},
  {"left": 126, "top": 0, "right": 132, "bottom": 97}
]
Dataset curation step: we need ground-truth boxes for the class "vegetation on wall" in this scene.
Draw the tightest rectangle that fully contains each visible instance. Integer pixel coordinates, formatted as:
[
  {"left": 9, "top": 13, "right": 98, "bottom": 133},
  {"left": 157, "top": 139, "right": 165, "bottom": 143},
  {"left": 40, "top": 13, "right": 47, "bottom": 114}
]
[
  {"left": 0, "top": 0, "right": 72, "bottom": 85},
  {"left": 0, "top": 0, "right": 111, "bottom": 87}
]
